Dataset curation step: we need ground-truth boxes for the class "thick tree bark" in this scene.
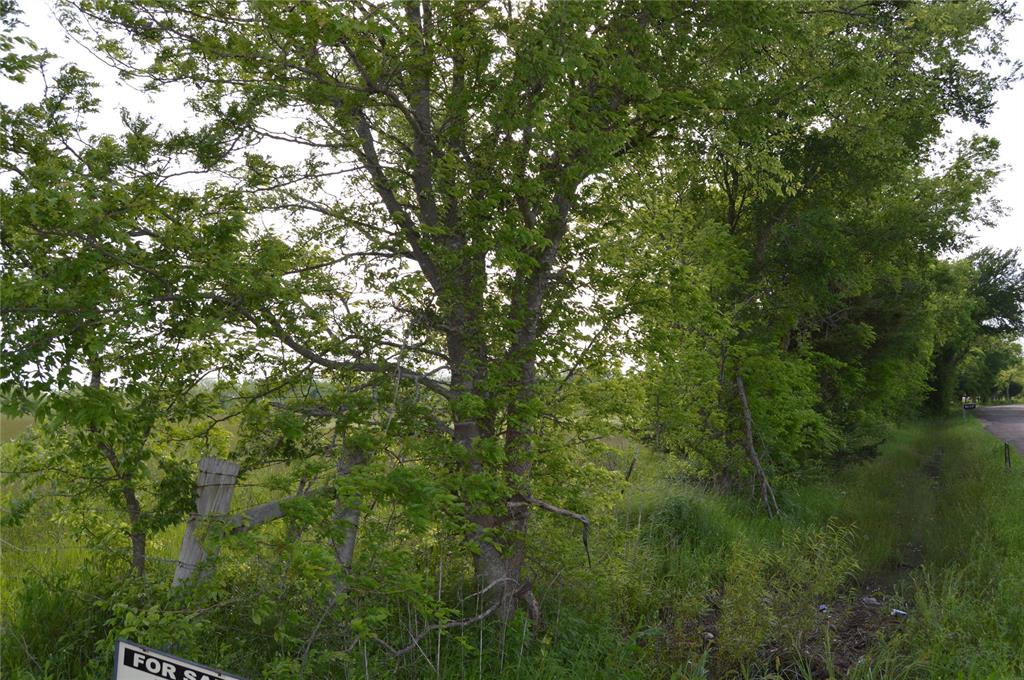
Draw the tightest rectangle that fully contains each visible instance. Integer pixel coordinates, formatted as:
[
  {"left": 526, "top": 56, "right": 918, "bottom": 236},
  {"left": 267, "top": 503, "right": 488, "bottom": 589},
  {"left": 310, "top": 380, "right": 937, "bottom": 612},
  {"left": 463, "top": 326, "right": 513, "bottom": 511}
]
[
  {"left": 436, "top": 232, "right": 534, "bottom": 619},
  {"left": 474, "top": 194, "right": 573, "bottom": 620},
  {"left": 449, "top": 324, "right": 534, "bottom": 620}
]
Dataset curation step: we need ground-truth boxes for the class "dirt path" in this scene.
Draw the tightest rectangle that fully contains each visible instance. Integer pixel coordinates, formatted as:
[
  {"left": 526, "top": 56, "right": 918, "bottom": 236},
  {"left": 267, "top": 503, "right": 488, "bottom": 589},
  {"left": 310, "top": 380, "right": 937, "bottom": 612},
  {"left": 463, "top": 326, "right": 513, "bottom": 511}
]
[
  {"left": 825, "top": 445, "right": 943, "bottom": 677},
  {"left": 974, "top": 405, "right": 1024, "bottom": 454}
]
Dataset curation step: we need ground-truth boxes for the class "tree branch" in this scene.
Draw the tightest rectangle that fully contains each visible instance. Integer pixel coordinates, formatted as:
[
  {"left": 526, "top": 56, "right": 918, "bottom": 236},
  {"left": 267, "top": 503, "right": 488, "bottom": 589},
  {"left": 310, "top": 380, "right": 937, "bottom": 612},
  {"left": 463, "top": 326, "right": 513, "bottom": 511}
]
[
  {"left": 513, "top": 495, "right": 591, "bottom": 567},
  {"left": 238, "top": 308, "right": 453, "bottom": 400},
  {"left": 372, "top": 597, "right": 503, "bottom": 658}
]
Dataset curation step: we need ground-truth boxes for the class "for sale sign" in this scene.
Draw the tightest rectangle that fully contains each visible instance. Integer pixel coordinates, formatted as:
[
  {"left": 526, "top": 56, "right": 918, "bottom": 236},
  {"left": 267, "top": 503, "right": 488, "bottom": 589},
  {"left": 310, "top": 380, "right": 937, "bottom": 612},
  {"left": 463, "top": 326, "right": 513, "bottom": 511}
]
[{"left": 114, "top": 640, "right": 245, "bottom": 680}]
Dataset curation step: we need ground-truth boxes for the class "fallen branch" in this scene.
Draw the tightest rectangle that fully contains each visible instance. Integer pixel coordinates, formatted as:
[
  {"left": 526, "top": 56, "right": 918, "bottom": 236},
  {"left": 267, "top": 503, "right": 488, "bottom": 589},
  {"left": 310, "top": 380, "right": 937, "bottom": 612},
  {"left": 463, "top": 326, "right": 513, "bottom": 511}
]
[
  {"left": 514, "top": 495, "right": 591, "bottom": 567},
  {"left": 735, "top": 373, "right": 781, "bottom": 517},
  {"left": 625, "top": 445, "right": 640, "bottom": 482},
  {"left": 372, "top": 598, "right": 503, "bottom": 657}
]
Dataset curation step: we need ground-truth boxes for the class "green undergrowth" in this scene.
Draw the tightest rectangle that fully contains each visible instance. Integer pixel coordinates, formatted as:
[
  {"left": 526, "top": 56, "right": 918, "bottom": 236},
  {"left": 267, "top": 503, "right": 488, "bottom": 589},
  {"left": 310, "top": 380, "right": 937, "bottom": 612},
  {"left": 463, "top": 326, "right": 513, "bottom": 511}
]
[
  {"left": 3, "top": 418, "right": 1021, "bottom": 678},
  {"left": 876, "top": 421, "right": 1024, "bottom": 678}
]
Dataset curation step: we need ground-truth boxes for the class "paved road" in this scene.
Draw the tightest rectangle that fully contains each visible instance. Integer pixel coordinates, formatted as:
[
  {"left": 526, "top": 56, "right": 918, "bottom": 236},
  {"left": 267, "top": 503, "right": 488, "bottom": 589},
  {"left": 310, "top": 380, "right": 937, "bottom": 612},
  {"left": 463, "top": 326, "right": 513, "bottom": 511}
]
[{"left": 974, "top": 405, "right": 1024, "bottom": 454}]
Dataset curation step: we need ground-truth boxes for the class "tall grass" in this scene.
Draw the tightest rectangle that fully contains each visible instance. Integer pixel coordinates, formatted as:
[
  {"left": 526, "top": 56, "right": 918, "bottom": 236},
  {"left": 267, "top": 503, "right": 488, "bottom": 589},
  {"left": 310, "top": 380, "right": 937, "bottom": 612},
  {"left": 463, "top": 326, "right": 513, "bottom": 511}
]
[
  {"left": 787, "top": 419, "right": 1024, "bottom": 677},
  {"left": 881, "top": 421, "right": 1024, "bottom": 677},
  {"left": 3, "top": 419, "right": 1021, "bottom": 678}
]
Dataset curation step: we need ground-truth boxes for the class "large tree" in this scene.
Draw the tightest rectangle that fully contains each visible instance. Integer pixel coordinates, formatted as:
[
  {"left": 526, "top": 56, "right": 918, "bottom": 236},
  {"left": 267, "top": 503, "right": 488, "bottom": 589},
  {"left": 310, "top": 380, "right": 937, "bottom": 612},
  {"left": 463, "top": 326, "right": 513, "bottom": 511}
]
[
  {"left": 17, "top": 0, "right": 1012, "bottom": 623},
  {"left": 928, "top": 247, "right": 1024, "bottom": 411},
  {"left": 606, "top": 1, "right": 1009, "bottom": 495},
  {"left": 64, "top": 0, "right": 767, "bottom": 618}
]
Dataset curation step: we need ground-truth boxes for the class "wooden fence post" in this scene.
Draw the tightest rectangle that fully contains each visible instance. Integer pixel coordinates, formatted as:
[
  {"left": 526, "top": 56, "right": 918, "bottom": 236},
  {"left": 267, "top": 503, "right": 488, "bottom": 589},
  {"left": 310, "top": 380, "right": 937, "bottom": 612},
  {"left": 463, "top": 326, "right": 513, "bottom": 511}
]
[{"left": 173, "top": 456, "right": 240, "bottom": 587}]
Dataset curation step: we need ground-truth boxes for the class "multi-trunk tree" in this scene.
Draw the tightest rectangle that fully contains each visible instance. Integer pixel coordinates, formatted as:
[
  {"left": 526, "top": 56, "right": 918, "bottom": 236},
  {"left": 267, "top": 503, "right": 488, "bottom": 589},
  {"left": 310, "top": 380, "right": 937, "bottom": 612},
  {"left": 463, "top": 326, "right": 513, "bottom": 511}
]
[
  {"left": 64, "top": 0, "right": 800, "bottom": 618},
  {"left": 3, "top": 0, "right": 1016, "bottom": 637}
]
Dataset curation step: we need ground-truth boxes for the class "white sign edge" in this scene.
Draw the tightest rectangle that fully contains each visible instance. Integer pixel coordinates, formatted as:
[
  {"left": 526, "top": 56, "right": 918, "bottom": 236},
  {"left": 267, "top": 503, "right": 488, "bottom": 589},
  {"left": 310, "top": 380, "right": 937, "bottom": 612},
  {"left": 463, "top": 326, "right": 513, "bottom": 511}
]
[{"left": 113, "top": 639, "right": 247, "bottom": 680}]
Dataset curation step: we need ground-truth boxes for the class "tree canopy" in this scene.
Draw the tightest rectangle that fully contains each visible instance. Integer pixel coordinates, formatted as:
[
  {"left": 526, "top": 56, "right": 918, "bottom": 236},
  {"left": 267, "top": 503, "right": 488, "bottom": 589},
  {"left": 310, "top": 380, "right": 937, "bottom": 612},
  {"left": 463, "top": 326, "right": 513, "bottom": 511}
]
[{"left": 2, "top": 0, "right": 1022, "bottom": 675}]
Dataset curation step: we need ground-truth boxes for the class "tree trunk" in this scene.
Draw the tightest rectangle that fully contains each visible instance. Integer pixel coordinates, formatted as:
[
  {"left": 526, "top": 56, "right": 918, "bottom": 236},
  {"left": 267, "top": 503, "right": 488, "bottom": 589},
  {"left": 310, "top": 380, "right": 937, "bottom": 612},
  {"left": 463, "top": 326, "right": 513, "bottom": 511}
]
[
  {"left": 124, "top": 495, "right": 147, "bottom": 577},
  {"left": 441, "top": 254, "right": 532, "bottom": 620},
  {"left": 927, "top": 345, "right": 962, "bottom": 415},
  {"left": 89, "top": 367, "right": 149, "bottom": 576},
  {"left": 735, "top": 372, "right": 780, "bottom": 516},
  {"left": 454, "top": 412, "right": 528, "bottom": 621},
  {"left": 126, "top": 531, "right": 144, "bottom": 576},
  {"left": 333, "top": 508, "right": 360, "bottom": 583},
  {"left": 470, "top": 518, "right": 528, "bottom": 622},
  {"left": 474, "top": 197, "right": 570, "bottom": 622}
]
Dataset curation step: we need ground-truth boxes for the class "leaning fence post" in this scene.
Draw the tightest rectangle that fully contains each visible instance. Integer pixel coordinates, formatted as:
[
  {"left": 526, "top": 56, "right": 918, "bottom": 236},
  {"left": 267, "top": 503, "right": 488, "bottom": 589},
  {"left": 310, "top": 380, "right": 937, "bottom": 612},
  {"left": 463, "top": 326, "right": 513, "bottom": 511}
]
[
  {"left": 1005, "top": 442, "right": 1012, "bottom": 471},
  {"left": 173, "top": 456, "right": 240, "bottom": 586}
]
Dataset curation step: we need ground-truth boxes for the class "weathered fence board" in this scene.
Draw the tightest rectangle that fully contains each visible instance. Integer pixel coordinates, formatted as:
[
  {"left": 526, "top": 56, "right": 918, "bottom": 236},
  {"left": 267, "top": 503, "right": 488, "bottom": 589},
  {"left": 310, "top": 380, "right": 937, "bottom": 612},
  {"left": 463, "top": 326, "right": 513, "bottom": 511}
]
[{"left": 172, "top": 457, "right": 241, "bottom": 586}]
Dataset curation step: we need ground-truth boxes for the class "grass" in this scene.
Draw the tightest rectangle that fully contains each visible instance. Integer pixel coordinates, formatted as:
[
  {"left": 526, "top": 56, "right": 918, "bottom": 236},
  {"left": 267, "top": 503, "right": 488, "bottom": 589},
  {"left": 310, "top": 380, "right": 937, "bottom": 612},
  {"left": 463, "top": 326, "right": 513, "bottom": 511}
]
[
  {"left": 2, "top": 417, "right": 1022, "bottom": 678},
  {"left": 788, "top": 423, "right": 939, "bottom": 576},
  {"left": 0, "top": 416, "right": 33, "bottom": 444},
  {"left": 780, "top": 419, "right": 1024, "bottom": 678},
  {"left": 884, "top": 422, "right": 1024, "bottom": 677}
]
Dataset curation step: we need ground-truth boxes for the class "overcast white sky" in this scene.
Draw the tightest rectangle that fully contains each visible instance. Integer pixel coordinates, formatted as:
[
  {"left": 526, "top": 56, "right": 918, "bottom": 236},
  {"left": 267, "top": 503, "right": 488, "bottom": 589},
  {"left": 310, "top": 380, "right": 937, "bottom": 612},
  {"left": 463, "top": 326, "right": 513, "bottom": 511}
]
[
  {"left": 943, "top": 9, "right": 1024, "bottom": 255},
  {"left": 8, "top": 1, "right": 1024, "bottom": 255}
]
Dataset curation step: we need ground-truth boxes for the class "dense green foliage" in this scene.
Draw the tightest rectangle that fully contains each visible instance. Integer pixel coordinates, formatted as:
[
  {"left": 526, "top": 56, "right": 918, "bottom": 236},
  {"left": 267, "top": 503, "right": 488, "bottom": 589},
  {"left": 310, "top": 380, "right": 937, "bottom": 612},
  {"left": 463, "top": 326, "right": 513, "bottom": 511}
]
[
  {"left": 2, "top": 0, "right": 1023, "bottom": 677},
  {"left": 5, "top": 417, "right": 1022, "bottom": 678}
]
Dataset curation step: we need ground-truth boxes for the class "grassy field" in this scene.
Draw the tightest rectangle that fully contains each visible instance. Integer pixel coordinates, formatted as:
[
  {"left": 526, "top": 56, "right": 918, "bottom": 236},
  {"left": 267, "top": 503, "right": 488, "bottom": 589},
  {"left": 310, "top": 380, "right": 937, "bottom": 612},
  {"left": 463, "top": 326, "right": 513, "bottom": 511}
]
[
  {"left": 2, "top": 417, "right": 1021, "bottom": 678},
  {"left": 0, "top": 416, "right": 33, "bottom": 444}
]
